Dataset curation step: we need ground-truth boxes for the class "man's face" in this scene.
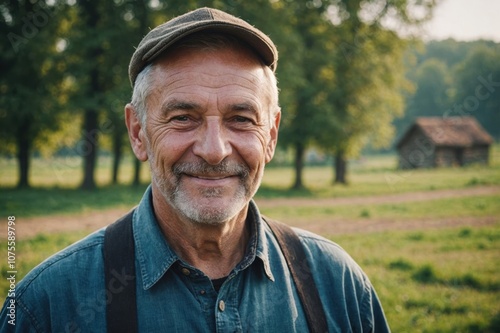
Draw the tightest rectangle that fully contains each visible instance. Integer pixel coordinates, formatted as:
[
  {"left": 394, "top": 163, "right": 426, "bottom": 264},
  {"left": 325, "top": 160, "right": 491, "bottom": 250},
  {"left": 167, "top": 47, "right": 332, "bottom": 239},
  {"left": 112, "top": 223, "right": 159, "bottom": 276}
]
[{"left": 134, "top": 46, "right": 280, "bottom": 225}]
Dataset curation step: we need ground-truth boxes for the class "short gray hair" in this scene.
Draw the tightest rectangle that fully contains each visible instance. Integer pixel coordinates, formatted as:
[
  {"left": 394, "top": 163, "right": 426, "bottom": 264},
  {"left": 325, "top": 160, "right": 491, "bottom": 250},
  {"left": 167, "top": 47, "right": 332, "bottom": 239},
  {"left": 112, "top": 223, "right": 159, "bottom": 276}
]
[{"left": 130, "top": 32, "right": 280, "bottom": 126}]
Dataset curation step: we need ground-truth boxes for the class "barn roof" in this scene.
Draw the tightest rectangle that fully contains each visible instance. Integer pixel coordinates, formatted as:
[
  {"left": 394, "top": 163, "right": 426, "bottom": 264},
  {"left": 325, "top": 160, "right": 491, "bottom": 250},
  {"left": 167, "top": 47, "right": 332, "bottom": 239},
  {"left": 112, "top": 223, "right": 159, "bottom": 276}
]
[{"left": 397, "top": 116, "right": 493, "bottom": 148}]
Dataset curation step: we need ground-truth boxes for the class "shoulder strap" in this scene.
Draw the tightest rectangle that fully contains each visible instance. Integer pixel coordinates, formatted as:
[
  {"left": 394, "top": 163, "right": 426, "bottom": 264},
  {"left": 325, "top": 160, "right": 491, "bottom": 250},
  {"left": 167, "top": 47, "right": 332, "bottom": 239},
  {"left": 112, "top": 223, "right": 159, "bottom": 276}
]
[
  {"left": 264, "top": 216, "right": 328, "bottom": 333},
  {"left": 104, "top": 209, "right": 138, "bottom": 333},
  {"left": 103, "top": 211, "right": 327, "bottom": 333}
]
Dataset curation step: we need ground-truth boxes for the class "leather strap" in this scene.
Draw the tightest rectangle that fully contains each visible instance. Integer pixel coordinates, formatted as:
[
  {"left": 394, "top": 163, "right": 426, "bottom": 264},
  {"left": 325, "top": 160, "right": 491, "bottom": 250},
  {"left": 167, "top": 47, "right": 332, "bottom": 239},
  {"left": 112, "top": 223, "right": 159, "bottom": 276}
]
[
  {"left": 104, "top": 210, "right": 327, "bottom": 333},
  {"left": 104, "top": 209, "right": 137, "bottom": 333},
  {"left": 264, "top": 216, "right": 328, "bottom": 333}
]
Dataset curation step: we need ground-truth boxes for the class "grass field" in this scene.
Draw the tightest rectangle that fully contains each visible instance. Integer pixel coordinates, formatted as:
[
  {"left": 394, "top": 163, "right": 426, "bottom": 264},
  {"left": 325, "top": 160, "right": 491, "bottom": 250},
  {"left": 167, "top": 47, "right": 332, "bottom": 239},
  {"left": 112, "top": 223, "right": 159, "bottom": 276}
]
[
  {"left": 1, "top": 150, "right": 499, "bottom": 217},
  {"left": 0, "top": 225, "right": 498, "bottom": 332},
  {"left": 340, "top": 225, "right": 500, "bottom": 332},
  {"left": 0, "top": 148, "right": 499, "bottom": 332}
]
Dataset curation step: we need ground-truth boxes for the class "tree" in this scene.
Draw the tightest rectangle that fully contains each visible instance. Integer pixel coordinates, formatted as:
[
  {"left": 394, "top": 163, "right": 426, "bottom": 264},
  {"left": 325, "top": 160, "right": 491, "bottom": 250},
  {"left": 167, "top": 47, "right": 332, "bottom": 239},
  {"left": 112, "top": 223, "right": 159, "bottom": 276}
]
[
  {"left": 395, "top": 58, "right": 451, "bottom": 137},
  {"left": 394, "top": 39, "right": 500, "bottom": 142},
  {"left": 420, "top": 39, "right": 498, "bottom": 69},
  {"left": 452, "top": 45, "right": 500, "bottom": 140},
  {"left": 0, "top": 0, "right": 66, "bottom": 188},
  {"left": 279, "top": 1, "right": 336, "bottom": 189},
  {"left": 103, "top": 1, "right": 151, "bottom": 186},
  {"left": 316, "top": 0, "right": 437, "bottom": 184},
  {"left": 220, "top": 0, "right": 337, "bottom": 189},
  {"left": 130, "top": 0, "right": 154, "bottom": 187},
  {"left": 225, "top": 0, "right": 437, "bottom": 187},
  {"left": 65, "top": 0, "right": 150, "bottom": 189}
]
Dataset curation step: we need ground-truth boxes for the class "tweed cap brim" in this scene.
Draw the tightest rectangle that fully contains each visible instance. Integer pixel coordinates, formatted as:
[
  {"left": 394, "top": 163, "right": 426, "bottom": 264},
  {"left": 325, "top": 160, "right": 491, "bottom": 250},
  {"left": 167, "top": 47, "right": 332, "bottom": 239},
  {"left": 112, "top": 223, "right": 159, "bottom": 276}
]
[{"left": 129, "top": 7, "right": 278, "bottom": 86}]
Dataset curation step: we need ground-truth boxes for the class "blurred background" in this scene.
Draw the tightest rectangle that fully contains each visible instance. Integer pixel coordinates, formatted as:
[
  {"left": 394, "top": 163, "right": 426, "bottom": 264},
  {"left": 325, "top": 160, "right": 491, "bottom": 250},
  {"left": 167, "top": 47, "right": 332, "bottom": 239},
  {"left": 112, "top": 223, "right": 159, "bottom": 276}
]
[{"left": 1, "top": 1, "right": 499, "bottom": 331}]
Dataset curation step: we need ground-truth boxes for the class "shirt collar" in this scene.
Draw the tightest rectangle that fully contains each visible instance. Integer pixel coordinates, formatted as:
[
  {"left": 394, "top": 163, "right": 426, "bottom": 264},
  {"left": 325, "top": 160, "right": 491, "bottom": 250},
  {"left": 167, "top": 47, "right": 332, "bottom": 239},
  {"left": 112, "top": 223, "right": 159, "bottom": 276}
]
[
  {"left": 133, "top": 186, "right": 274, "bottom": 290},
  {"left": 133, "top": 186, "right": 179, "bottom": 290},
  {"left": 247, "top": 200, "right": 275, "bottom": 281}
]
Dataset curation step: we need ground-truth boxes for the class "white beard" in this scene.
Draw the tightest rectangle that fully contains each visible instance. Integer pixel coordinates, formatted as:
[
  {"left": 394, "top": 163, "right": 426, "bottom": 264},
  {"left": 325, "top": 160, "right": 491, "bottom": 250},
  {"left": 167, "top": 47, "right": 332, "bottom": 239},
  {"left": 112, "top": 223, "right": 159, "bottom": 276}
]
[{"left": 150, "top": 159, "right": 251, "bottom": 225}]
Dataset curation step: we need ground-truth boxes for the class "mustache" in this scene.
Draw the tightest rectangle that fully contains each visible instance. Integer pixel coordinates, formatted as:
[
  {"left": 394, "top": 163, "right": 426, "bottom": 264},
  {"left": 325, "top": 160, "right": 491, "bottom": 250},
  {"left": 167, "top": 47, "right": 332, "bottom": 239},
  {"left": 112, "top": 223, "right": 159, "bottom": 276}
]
[{"left": 173, "top": 160, "right": 250, "bottom": 178}]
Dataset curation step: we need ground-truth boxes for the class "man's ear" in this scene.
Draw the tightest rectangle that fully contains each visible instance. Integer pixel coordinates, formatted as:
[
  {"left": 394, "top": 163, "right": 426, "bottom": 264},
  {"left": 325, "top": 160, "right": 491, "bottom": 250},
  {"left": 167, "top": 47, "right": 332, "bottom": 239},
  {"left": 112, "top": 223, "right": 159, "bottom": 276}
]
[
  {"left": 265, "top": 109, "right": 281, "bottom": 163},
  {"left": 125, "top": 103, "right": 148, "bottom": 162}
]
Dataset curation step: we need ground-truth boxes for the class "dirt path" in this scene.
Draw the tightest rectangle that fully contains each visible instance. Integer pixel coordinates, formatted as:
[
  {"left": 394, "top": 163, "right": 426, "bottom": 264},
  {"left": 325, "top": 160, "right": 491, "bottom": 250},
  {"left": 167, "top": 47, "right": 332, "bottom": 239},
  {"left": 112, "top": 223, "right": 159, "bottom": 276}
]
[
  {"left": 288, "top": 215, "right": 498, "bottom": 236},
  {"left": 3, "top": 185, "right": 499, "bottom": 240},
  {"left": 255, "top": 185, "right": 500, "bottom": 208}
]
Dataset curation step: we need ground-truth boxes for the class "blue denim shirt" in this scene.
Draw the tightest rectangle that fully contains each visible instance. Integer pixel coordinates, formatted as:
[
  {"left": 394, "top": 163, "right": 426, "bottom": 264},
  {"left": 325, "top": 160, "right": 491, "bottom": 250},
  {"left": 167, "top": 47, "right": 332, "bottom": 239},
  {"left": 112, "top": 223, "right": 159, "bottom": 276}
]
[{"left": 1, "top": 187, "right": 390, "bottom": 332}]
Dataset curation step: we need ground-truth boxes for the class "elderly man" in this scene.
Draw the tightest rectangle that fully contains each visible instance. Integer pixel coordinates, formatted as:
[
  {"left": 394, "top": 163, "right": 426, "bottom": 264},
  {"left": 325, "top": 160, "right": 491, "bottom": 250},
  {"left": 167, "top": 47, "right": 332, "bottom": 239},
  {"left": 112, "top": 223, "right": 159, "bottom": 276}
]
[{"left": 1, "top": 7, "right": 390, "bottom": 332}]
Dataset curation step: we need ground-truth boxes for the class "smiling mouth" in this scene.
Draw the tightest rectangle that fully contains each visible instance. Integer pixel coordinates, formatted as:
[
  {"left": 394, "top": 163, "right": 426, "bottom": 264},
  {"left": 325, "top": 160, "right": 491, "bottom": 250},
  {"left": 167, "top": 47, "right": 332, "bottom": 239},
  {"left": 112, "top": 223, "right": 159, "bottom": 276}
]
[
  {"left": 193, "top": 175, "right": 230, "bottom": 180},
  {"left": 184, "top": 173, "right": 236, "bottom": 180},
  {"left": 181, "top": 174, "right": 238, "bottom": 188}
]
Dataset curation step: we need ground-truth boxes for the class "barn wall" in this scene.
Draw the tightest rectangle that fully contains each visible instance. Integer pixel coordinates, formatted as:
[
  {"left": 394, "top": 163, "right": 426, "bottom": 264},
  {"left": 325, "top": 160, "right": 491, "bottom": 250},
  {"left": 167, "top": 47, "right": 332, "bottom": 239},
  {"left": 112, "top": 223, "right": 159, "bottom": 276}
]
[
  {"left": 427, "top": 145, "right": 490, "bottom": 167},
  {"left": 435, "top": 147, "right": 457, "bottom": 167},
  {"left": 463, "top": 146, "right": 490, "bottom": 165},
  {"left": 398, "top": 129, "right": 435, "bottom": 169}
]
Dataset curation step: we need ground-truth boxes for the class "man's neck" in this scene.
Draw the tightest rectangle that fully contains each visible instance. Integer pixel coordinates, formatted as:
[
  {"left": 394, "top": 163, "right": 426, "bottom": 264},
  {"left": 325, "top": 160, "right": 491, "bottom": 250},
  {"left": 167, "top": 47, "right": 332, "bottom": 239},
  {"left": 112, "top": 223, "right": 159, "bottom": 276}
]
[{"left": 153, "top": 197, "right": 250, "bottom": 280}]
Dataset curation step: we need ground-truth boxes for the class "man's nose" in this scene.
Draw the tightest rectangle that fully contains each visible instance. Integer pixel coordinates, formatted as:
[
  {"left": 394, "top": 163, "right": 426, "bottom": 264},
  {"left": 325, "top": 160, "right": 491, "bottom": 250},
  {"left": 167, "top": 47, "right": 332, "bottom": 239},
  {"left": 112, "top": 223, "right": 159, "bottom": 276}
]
[{"left": 192, "top": 117, "right": 232, "bottom": 165}]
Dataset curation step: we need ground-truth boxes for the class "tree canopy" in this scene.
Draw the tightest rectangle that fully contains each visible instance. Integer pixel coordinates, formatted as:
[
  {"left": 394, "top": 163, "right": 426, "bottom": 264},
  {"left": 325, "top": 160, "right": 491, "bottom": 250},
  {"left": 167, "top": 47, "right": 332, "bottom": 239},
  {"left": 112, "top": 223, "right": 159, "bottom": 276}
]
[
  {"left": 3, "top": 0, "right": 497, "bottom": 190},
  {"left": 396, "top": 39, "right": 500, "bottom": 143}
]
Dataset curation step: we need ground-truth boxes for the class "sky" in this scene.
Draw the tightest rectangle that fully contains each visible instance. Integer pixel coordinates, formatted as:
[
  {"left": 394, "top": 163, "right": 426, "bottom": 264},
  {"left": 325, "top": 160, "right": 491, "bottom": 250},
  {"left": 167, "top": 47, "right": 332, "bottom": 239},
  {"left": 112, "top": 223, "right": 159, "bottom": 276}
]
[{"left": 422, "top": 0, "right": 500, "bottom": 42}]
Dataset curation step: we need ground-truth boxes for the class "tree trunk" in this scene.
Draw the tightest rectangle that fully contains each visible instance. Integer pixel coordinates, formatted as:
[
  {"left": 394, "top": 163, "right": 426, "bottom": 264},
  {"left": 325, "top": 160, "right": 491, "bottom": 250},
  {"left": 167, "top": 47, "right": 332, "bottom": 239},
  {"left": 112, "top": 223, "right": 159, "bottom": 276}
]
[
  {"left": 16, "top": 122, "right": 31, "bottom": 188},
  {"left": 111, "top": 131, "right": 122, "bottom": 185},
  {"left": 292, "top": 142, "right": 305, "bottom": 189},
  {"left": 334, "top": 152, "right": 347, "bottom": 184},
  {"left": 80, "top": 110, "right": 99, "bottom": 190},
  {"left": 133, "top": 157, "right": 141, "bottom": 186},
  {"left": 131, "top": 0, "right": 148, "bottom": 188},
  {"left": 79, "top": 1, "right": 102, "bottom": 191}
]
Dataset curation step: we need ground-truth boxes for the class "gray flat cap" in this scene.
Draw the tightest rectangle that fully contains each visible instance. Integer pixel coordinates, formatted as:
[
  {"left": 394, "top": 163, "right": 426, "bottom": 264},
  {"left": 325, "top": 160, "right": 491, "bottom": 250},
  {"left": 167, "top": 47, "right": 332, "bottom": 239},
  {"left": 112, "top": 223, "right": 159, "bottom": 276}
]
[{"left": 129, "top": 7, "right": 278, "bottom": 86}]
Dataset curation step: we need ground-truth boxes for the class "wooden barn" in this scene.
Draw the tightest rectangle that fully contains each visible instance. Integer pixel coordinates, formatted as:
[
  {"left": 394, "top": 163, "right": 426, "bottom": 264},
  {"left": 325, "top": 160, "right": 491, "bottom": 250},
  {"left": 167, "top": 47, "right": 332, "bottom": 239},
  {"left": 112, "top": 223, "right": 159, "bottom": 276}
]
[{"left": 396, "top": 117, "right": 493, "bottom": 169}]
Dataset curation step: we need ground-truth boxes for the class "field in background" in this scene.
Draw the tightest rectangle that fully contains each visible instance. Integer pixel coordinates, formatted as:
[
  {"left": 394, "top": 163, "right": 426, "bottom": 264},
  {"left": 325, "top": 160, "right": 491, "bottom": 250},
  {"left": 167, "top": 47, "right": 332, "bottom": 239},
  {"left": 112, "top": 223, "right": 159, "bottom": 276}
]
[
  {"left": 1, "top": 144, "right": 499, "bottom": 192},
  {"left": 0, "top": 224, "right": 498, "bottom": 332},
  {"left": 0, "top": 147, "right": 499, "bottom": 332},
  {"left": 1, "top": 147, "right": 499, "bottom": 217},
  {"left": 341, "top": 225, "right": 499, "bottom": 332}
]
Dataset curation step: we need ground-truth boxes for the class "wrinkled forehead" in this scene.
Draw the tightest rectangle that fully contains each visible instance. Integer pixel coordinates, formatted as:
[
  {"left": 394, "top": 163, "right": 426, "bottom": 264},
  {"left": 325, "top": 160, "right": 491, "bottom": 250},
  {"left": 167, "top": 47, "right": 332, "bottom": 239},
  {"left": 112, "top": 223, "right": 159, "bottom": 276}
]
[{"left": 147, "top": 45, "right": 273, "bottom": 109}]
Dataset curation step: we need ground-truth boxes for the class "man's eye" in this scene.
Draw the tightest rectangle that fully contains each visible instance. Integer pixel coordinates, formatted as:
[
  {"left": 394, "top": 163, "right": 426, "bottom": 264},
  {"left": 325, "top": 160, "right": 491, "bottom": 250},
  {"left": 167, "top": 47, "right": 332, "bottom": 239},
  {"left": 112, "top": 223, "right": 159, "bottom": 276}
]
[
  {"left": 171, "top": 115, "right": 190, "bottom": 122},
  {"left": 233, "top": 116, "right": 252, "bottom": 123}
]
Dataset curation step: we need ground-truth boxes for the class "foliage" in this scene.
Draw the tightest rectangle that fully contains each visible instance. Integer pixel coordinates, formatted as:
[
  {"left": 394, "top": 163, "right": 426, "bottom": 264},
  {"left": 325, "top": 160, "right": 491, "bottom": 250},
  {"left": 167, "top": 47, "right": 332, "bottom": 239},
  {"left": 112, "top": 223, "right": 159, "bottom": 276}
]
[
  {"left": 4, "top": 0, "right": 499, "bottom": 190},
  {"left": 396, "top": 39, "right": 500, "bottom": 143},
  {"left": 452, "top": 44, "right": 500, "bottom": 140},
  {"left": 297, "top": 0, "right": 438, "bottom": 184},
  {"left": 396, "top": 58, "right": 451, "bottom": 136},
  {"left": 417, "top": 39, "right": 499, "bottom": 69},
  {"left": 0, "top": 0, "right": 70, "bottom": 187}
]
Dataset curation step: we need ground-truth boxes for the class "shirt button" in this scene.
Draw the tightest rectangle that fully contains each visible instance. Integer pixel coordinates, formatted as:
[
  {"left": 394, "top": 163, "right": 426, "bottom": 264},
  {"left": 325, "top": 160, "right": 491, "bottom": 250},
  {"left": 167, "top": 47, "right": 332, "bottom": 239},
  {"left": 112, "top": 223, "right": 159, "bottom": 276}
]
[
  {"left": 200, "top": 290, "right": 206, "bottom": 295},
  {"left": 181, "top": 268, "right": 190, "bottom": 276},
  {"left": 218, "top": 300, "right": 226, "bottom": 312}
]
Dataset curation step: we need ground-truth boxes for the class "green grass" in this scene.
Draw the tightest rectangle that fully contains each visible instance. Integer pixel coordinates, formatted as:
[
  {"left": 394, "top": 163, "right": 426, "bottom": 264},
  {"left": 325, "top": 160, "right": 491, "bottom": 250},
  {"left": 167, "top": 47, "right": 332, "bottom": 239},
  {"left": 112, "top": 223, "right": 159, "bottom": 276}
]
[
  {"left": 1, "top": 153, "right": 499, "bottom": 217},
  {"left": 333, "top": 225, "right": 500, "bottom": 332},
  {"left": 0, "top": 149, "right": 499, "bottom": 331},
  {"left": 1, "top": 184, "right": 148, "bottom": 217},
  {"left": 259, "top": 163, "right": 500, "bottom": 198},
  {"left": 0, "top": 231, "right": 88, "bottom": 298},
  {"left": 0, "top": 155, "right": 152, "bottom": 188},
  {"left": 0, "top": 225, "right": 498, "bottom": 332},
  {"left": 259, "top": 195, "right": 500, "bottom": 221}
]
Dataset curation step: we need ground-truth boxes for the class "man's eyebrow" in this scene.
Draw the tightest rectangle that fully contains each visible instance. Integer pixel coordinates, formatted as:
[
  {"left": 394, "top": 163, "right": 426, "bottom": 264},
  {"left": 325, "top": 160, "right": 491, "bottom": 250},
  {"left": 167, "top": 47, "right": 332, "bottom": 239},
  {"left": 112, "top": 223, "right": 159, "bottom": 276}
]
[
  {"left": 231, "top": 102, "right": 258, "bottom": 112},
  {"left": 161, "top": 100, "right": 200, "bottom": 115}
]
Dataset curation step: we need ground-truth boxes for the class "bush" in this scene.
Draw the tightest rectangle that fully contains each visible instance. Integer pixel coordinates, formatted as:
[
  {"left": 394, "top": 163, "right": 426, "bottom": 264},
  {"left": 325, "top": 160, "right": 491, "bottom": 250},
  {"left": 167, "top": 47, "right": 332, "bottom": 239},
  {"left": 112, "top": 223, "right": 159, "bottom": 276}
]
[{"left": 412, "top": 264, "right": 439, "bottom": 283}]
